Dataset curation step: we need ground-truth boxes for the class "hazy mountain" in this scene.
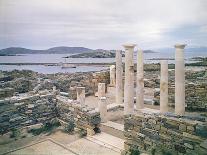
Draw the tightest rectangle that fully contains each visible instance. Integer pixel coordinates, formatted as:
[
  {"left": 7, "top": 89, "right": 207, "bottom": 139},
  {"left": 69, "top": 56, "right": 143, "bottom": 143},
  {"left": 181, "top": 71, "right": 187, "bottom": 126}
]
[
  {"left": 0, "top": 46, "right": 94, "bottom": 55},
  {"left": 0, "top": 46, "right": 206, "bottom": 55},
  {"left": 47, "top": 46, "right": 93, "bottom": 53}
]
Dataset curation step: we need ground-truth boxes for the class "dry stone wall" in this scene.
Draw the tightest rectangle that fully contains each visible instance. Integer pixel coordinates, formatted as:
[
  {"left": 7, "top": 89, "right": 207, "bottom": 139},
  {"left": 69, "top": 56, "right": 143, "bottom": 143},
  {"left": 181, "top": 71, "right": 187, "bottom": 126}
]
[
  {"left": 0, "top": 92, "right": 57, "bottom": 134},
  {"left": 124, "top": 112, "right": 207, "bottom": 155},
  {"left": 0, "top": 92, "right": 101, "bottom": 135},
  {"left": 56, "top": 95, "right": 101, "bottom": 134}
]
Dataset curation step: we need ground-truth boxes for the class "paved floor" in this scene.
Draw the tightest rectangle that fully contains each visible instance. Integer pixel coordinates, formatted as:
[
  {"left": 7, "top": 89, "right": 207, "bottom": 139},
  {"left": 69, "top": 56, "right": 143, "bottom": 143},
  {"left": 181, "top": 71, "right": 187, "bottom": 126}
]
[
  {"left": 9, "top": 139, "right": 76, "bottom": 155},
  {"left": 5, "top": 132, "right": 122, "bottom": 155}
]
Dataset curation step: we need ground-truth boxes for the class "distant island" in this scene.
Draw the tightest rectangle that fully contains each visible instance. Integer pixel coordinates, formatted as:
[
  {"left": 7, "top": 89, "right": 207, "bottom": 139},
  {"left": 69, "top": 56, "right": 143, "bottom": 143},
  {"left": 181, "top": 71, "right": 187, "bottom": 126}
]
[
  {"left": 67, "top": 50, "right": 116, "bottom": 58},
  {"left": 0, "top": 46, "right": 93, "bottom": 55},
  {"left": 66, "top": 50, "right": 156, "bottom": 58},
  {"left": 0, "top": 47, "right": 156, "bottom": 58},
  {"left": 1, "top": 46, "right": 207, "bottom": 57}
]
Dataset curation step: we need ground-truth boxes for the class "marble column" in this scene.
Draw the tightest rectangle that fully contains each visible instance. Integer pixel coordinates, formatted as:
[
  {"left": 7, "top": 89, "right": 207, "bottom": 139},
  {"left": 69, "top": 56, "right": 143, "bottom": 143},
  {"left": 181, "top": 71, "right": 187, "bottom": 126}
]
[
  {"left": 175, "top": 44, "right": 186, "bottom": 115},
  {"left": 77, "top": 87, "right": 85, "bottom": 106},
  {"left": 116, "top": 50, "right": 123, "bottom": 104},
  {"left": 53, "top": 86, "right": 56, "bottom": 92},
  {"left": 98, "top": 83, "right": 105, "bottom": 98},
  {"left": 136, "top": 49, "right": 144, "bottom": 109},
  {"left": 98, "top": 97, "right": 107, "bottom": 123},
  {"left": 123, "top": 44, "right": 136, "bottom": 115},
  {"left": 160, "top": 60, "right": 168, "bottom": 113},
  {"left": 110, "top": 65, "right": 116, "bottom": 86}
]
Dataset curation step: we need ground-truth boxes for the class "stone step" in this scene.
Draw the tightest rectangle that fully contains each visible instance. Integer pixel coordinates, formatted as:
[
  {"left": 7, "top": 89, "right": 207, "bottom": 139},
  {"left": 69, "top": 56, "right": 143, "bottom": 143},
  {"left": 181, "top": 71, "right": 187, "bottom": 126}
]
[
  {"left": 100, "top": 121, "right": 124, "bottom": 139},
  {"left": 86, "top": 132, "right": 124, "bottom": 153}
]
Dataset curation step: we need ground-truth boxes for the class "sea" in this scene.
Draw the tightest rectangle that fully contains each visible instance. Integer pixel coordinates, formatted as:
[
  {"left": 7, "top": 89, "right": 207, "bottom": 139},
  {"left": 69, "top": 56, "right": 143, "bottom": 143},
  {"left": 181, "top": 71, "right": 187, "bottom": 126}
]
[{"left": 0, "top": 51, "right": 206, "bottom": 74}]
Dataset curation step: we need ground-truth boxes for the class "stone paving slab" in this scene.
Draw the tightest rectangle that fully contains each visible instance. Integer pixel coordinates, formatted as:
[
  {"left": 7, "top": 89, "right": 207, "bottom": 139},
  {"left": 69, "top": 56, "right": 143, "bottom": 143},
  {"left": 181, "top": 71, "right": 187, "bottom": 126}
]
[
  {"left": 7, "top": 139, "right": 76, "bottom": 155},
  {"left": 67, "top": 137, "right": 120, "bottom": 155},
  {"left": 101, "top": 121, "right": 124, "bottom": 131},
  {"left": 87, "top": 132, "right": 124, "bottom": 151}
]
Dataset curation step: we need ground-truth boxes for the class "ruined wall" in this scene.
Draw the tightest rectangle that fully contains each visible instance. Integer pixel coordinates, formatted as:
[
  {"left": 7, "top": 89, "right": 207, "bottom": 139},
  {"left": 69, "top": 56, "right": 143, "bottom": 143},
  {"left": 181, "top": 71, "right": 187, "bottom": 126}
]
[
  {"left": 92, "top": 71, "right": 110, "bottom": 93},
  {"left": 144, "top": 69, "right": 207, "bottom": 111},
  {"left": 0, "top": 87, "right": 15, "bottom": 99},
  {"left": 0, "top": 78, "right": 34, "bottom": 94},
  {"left": 168, "top": 70, "right": 207, "bottom": 111},
  {"left": 0, "top": 92, "right": 57, "bottom": 134},
  {"left": 124, "top": 113, "right": 207, "bottom": 155},
  {"left": 56, "top": 95, "right": 101, "bottom": 135}
]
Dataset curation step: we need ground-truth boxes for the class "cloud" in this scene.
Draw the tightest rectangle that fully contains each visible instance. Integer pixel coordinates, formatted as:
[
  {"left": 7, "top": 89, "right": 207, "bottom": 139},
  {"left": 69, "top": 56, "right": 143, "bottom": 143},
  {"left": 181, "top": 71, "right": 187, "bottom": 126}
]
[{"left": 0, "top": 0, "right": 207, "bottom": 49}]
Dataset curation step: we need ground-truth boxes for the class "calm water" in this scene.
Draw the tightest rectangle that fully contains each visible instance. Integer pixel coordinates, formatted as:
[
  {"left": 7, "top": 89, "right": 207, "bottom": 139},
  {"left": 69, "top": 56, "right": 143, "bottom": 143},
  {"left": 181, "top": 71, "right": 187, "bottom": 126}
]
[
  {"left": 0, "top": 65, "right": 107, "bottom": 74},
  {"left": 0, "top": 51, "right": 206, "bottom": 73}
]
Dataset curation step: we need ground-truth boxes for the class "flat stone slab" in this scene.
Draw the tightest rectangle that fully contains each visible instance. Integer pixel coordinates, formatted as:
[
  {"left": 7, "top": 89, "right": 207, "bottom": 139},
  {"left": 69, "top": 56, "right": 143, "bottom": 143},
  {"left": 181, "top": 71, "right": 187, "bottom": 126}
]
[
  {"left": 87, "top": 132, "right": 124, "bottom": 151},
  {"left": 101, "top": 121, "right": 124, "bottom": 132},
  {"left": 107, "top": 103, "right": 123, "bottom": 111},
  {"left": 7, "top": 139, "right": 76, "bottom": 155},
  {"left": 139, "top": 107, "right": 160, "bottom": 114},
  {"left": 68, "top": 136, "right": 120, "bottom": 155}
]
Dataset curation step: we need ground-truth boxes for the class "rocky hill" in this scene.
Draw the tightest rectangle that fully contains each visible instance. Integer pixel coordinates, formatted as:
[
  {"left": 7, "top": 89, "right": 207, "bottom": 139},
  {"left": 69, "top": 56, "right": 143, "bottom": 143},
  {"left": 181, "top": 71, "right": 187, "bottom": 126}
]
[{"left": 0, "top": 46, "right": 93, "bottom": 55}]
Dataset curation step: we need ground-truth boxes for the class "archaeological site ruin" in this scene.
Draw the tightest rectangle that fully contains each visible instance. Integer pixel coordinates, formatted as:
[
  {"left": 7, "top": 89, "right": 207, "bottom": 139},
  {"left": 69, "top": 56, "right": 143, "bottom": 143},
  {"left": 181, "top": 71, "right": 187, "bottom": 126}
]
[{"left": 0, "top": 44, "right": 207, "bottom": 155}]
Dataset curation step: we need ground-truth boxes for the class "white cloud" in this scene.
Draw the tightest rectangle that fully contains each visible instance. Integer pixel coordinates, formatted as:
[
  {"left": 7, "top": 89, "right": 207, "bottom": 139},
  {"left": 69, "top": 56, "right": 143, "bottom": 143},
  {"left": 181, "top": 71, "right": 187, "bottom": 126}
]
[{"left": 0, "top": 0, "right": 207, "bottom": 49}]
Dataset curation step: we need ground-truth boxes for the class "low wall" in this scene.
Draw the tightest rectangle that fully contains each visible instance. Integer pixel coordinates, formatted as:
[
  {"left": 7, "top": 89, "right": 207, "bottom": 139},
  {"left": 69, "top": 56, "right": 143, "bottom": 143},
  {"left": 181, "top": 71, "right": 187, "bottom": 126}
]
[
  {"left": 0, "top": 87, "right": 15, "bottom": 99},
  {"left": 0, "top": 92, "right": 57, "bottom": 134},
  {"left": 56, "top": 95, "right": 101, "bottom": 135},
  {"left": 124, "top": 112, "right": 207, "bottom": 155},
  {"left": 0, "top": 92, "right": 101, "bottom": 136}
]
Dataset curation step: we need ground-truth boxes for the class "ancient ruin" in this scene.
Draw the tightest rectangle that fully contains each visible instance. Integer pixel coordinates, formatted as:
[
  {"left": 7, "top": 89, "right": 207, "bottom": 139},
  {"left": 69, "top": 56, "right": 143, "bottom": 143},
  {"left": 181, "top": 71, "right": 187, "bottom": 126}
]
[{"left": 0, "top": 44, "right": 206, "bottom": 155}]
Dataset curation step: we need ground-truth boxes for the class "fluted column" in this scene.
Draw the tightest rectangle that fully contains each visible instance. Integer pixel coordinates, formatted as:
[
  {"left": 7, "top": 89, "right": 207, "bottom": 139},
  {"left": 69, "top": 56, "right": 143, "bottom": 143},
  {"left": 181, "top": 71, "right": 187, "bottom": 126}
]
[
  {"left": 160, "top": 60, "right": 168, "bottom": 113},
  {"left": 98, "top": 83, "right": 105, "bottom": 98},
  {"left": 123, "top": 44, "right": 136, "bottom": 115},
  {"left": 116, "top": 50, "right": 123, "bottom": 104},
  {"left": 175, "top": 44, "right": 186, "bottom": 115},
  {"left": 98, "top": 97, "right": 107, "bottom": 123},
  {"left": 77, "top": 87, "right": 85, "bottom": 106},
  {"left": 136, "top": 49, "right": 144, "bottom": 109}
]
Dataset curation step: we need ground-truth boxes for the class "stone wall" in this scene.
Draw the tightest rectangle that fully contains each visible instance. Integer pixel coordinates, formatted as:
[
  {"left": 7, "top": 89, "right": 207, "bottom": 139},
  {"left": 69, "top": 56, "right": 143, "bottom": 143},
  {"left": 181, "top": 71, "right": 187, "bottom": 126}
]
[
  {"left": 56, "top": 95, "right": 101, "bottom": 135},
  {"left": 0, "top": 93, "right": 101, "bottom": 135},
  {"left": 0, "top": 91, "right": 57, "bottom": 134},
  {"left": 124, "top": 112, "right": 207, "bottom": 155},
  {"left": 168, "top": 70, "right": 207, "bottom": 111},
  {"left": 144, "top": 69, "right": 207, "bottom": 111},
  {"left": 92, "top": 71, "right": 110, "bottom": 94},
  {"left": 0, "top": 87, "right": 15, "bottom": 99}
]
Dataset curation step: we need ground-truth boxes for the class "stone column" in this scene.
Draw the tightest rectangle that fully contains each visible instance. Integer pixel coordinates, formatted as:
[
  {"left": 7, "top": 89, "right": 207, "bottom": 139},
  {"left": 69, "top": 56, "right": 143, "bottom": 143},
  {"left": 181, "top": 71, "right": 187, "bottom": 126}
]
[
  {"left": 77, "top": 87, "right": 85, "bottom": 106},
  {"left": 123, "top": 44, "right": 136, "bottom": 115},
  {"left": 53, "top": 86, "right": 56, "bottom": 92},
  {"left": 98, "top": 83, "right": 105, "bottom": 98},
  {"left": 116, "top": 50, "right": 123, "bottom": 104},
  {"left": 160, "top": 60, "right": 168, "bottom": 113},
  {"left": 175, "top": 44, "right": 186, "bottom": 115},
  {"left": 136, "top": 49, "right": 144, "bottom": 109},
  {"left": 98, "top": 97, "right": 107, "bottom": 123},
  {"left": 110, "top": 65, "right": 116, "bottom": 86}
]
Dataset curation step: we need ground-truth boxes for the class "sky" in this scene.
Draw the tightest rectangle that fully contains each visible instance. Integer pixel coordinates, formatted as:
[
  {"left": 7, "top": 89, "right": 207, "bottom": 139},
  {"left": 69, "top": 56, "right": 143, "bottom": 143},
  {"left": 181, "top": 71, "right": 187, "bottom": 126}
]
[{"left": 0, "top": 0, "right": 207, "bottom": 50}]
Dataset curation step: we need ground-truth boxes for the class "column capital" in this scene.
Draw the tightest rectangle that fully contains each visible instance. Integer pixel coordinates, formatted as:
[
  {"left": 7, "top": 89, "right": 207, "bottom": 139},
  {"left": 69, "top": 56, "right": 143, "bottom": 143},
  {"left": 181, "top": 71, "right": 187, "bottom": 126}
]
[
  {"left": 122, "top": 44, "right": 137, "bottom": 49},
  {"left": 174, "top": 44, "right": 187, "bottom": 49}
]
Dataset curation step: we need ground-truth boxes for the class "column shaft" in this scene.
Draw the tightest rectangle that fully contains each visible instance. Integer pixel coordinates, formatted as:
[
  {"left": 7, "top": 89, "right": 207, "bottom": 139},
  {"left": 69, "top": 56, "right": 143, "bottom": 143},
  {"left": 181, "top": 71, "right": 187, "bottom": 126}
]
[
  {"left": 116, "top": 50, "right": 123, "bottom": 104},
  {"left": 123, "top": 44, "right": 136, "bottom": 115},
  {"left": 110, "top": 65, "right": 116, "bottom": 86},
  {"left": 175, "top": 44, "right": 186, "bottom": 115},
  {"left": 98, "top": 83, "right": 106, "bottom": 98},
  {"left": 77, "top": 87, "right": 85, "bottom": 106},
  {"left": 98, "top": 97, "right": 107, "bottom": 123},
  {"left": 160, "top": 60, "right": 168, "bottom": 113},
  {"left": 136, "top": 50, "right": 144, "bottom": 109}
]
